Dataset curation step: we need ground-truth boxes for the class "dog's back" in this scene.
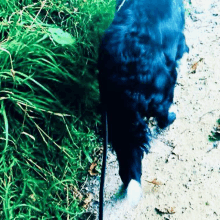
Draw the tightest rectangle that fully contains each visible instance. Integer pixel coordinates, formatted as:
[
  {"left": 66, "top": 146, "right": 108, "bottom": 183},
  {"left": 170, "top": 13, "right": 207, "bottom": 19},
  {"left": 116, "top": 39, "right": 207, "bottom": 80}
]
[{"left": 98, "top": 0, "right": 188, "bottom": 205}]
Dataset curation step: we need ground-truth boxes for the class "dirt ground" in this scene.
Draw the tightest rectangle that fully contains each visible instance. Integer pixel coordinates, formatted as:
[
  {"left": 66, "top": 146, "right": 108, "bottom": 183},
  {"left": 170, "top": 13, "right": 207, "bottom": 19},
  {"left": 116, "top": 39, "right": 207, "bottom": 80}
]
[{"left": 86, "top": 0, "right": 220, "bottom": 219}]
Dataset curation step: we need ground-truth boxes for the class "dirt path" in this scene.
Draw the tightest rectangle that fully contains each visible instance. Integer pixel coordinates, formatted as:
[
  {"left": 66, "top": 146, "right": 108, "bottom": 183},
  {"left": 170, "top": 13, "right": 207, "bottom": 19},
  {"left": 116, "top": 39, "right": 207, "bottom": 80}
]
[{"left": 87, "top": 1, "right": 220, "bottom": 219}]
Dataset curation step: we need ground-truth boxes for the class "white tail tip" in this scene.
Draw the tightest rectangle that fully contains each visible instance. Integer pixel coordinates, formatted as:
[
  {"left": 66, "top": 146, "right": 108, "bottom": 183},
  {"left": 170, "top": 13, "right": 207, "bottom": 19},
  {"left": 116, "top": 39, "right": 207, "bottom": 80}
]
[{"left": 127, "top": 179, "right": 142, "bottom": 207}]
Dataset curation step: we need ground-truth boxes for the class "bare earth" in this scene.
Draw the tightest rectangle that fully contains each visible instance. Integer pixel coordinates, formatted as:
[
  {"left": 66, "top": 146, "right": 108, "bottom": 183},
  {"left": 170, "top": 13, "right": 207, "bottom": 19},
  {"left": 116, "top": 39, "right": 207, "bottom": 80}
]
[{"left": 87, "top": 1, "right": 220, "bottom": 219}]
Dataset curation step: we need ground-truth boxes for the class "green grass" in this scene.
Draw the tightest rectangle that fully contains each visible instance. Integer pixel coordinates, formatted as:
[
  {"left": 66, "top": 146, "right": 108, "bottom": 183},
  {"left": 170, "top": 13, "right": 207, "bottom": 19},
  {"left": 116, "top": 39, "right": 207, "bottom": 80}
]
[
  {"left": 0, "top": 0, "right": 115, "bottom": 219},
  {"left": 209, "top": 119, "right": 220, "bottom": 142}
]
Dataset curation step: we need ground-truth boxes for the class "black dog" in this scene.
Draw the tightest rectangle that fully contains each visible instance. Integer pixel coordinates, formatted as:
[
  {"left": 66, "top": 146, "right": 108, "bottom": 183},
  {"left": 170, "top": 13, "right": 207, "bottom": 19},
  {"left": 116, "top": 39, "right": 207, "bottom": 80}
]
[{"left": 98, "top": 0, "right": 188, "bottom": 205}]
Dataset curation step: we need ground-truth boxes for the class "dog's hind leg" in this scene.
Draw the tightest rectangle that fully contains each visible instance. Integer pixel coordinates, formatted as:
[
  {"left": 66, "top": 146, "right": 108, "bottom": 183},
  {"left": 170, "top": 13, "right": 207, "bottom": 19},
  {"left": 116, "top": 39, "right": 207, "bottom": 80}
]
[
  {"left": 116, "top": 145, "right": 143, "bottom": 186},
  {"left": 110, "top": 111, "right": 149, "bottom": 206},
  {"left": 115, "top": 145, "right": 143, "bottom": 206}
]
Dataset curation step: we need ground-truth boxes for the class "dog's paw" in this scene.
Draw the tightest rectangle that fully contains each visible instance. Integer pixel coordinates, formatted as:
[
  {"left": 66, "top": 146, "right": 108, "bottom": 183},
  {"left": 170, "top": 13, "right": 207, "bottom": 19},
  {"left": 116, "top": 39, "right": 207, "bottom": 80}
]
[
  {"left": 169, "top": 104, "right": 178, "bottom": 115},
  {"left": 158, "top": 112, "right": 176, "bottom": 129},
  {"left": 127, "top": 179, "right": 142, "bottom": 207},
  {"left": 167, "top": 112, "right": 176, "bottom": 125}
]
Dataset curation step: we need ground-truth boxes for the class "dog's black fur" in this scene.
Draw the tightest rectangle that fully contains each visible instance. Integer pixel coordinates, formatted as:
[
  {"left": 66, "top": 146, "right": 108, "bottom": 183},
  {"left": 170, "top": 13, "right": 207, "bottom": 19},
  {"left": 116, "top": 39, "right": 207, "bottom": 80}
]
[{"left": 98, "top": 0, "right": 188, "bottom": 190}]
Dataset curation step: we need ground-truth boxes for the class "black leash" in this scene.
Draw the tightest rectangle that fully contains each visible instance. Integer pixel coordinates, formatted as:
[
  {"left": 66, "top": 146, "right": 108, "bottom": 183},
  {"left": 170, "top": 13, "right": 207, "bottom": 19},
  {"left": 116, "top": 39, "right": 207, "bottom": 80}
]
[{"left": 99, "top": 111, "right": 108, "bottom": 220}]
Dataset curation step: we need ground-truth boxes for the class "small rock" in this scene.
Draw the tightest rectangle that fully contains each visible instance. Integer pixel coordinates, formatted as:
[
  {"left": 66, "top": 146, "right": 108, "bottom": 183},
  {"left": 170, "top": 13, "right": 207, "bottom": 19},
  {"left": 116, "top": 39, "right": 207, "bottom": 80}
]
[{"left": 155, "top": 205, "right": 176, "bottom": 214}]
